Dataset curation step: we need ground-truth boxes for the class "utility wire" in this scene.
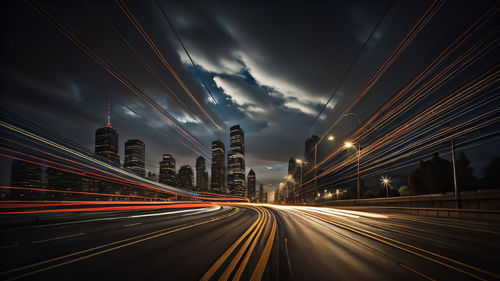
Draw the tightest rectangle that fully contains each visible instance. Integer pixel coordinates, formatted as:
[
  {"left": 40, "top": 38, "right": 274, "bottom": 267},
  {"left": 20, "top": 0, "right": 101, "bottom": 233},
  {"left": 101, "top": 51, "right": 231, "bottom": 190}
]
[
  {"left": 154, "top": 0, "right": 229, "bottom": 125},
  {"left": 304, "top": 0, "right": 394, "bottom": 138}
]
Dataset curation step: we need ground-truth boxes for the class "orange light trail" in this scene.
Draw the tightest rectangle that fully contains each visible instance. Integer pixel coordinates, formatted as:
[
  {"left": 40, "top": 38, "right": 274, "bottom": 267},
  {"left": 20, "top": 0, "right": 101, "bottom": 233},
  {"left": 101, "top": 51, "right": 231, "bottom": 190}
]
[
  {"left": 115, "top": 0, "right": 224, "bottom": 129},
  {"left": 26, "top": 0, "right": 210, "bottom": 157}
]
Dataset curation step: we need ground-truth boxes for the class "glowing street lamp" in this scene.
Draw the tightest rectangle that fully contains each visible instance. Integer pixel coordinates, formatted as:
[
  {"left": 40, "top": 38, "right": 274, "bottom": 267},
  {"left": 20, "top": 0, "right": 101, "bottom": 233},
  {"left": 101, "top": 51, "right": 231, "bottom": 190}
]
[
  {"left": 312, "top": 135, "right": 335, "bottom": 203},
  {"left": 344, "top": 141, "right": 361, "bottom": 199},
  {"left": 380, "top": 175, "right": 391, "bottom": 198},
  {"left": 296, "top": 159, "right": 304, "bottom": 203}
]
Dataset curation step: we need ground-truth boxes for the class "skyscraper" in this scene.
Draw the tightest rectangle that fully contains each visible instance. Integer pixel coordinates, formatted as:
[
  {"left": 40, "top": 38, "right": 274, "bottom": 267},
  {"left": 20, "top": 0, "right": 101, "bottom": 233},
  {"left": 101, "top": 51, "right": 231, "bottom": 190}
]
[
  {"left": 178, "top": 165, "right": 194, "bottom": 190},
  {"left": 46, "top": 168, "right": 81, "bottom": 192},
  {"left": 10, "top": 160, "right": 43, "bottom": 200},
  {"left": 124, "top": 139, "right": 145, "bottom": 177},
  {"left": 247, "top": 169, "right": 256, "bottom": 202},
  {"left": 211, "top": 140, "right": 225, "bottom": 193},
  {"left": 304, "top": 135, "right": 319, "bottom": 202},
  {"left": 95, "top": 99, "right": 120, "bottom": 164},
  {"left": 159, "top": 153, "right": 176, "bottom": 187},
  {"left": 287, "top": 157, "right": 297, "bottom": 203},
  {"left": 227, "top": 125, "right": 245, "bottom": 196},
  {"left": 305, "top": 135, "right": 320, "bottom": 164},
  {"left": 196, "top": 156, "right": 208, "bottom": 191},
  {"left": 259, "top": 183, "right": 264, "bottom": 203},
  {"left": 203, "top": 171, "right": 209, "bottom": 191}
]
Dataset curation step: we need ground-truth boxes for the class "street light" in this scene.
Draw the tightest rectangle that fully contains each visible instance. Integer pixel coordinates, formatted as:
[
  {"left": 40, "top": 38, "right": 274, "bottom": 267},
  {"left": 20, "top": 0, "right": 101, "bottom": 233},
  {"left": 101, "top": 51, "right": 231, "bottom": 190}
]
[
  {"left": 313, "top": 136, "right": 335, "bottom": 203},
  {"left": 344, "top": 141, "right": 361, "bottom": 199},
  {"left": 380, "top": 175, "right": 391, "bottom": 198},
  {"left": 296, "top": 159, "right": 305, "bottom": 203}
]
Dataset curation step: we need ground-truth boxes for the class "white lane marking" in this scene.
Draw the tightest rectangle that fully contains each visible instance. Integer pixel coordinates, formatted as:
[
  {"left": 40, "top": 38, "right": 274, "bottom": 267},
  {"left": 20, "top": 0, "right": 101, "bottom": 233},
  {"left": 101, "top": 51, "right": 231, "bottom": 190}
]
[
  {"left": 0, "top": 242, "right": 19, "bottom": 249},
  {"left": 284, "top": 237, "right": 293, "bottom": 278},
  {"left": 180, "top": 206, "right": 222, "bottom": 217},
  {"left": 30, "top": 206, "right": 221, "bottom": 228},
  {"left": 298, "top": 207, "right": 360, "bottom": 218},
  {"left": 3, "top": 208, "right": 238, "bottom": 280},
  {"left": 32, "top": 233, "right": 84, "bottom": 244},
  {"left": 123, "top": 222, "right": 143, "bottom": 228},
  {"left": 129, "top": 207, "right": 214, "bottom": 218}
]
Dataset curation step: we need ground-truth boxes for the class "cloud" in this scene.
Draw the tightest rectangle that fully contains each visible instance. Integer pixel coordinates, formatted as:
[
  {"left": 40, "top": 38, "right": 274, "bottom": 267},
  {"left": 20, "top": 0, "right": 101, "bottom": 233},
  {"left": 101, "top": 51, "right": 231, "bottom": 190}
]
[{"left": 213, "top": 75, "right": 255, "bottom": 107}]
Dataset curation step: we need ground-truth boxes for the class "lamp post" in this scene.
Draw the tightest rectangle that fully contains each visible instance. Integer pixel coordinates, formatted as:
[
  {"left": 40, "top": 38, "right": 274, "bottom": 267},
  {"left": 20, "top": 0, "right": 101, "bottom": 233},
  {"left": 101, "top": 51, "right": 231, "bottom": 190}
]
[
  {"left": 313, "top": 135, "right": 335, "bottom": 202},
  {"left": 381, "top": 176, "right": 391, "bottom": 198},
  {"left": 344, "top": 141, "right": 361, "bottom": 199},
  {"left": 296, "top": 159, "right": 305, "bottom": 203},
  {"left": 310, "top": 112, "right": 362, "bottom": 201}
]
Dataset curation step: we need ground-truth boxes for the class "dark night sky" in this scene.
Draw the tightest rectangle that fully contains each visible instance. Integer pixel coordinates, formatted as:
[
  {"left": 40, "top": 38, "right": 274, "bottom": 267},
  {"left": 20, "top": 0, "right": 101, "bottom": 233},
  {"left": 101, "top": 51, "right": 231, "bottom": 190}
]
[{"left": 1, "top": 0, "right": 498, "bottom": 195}]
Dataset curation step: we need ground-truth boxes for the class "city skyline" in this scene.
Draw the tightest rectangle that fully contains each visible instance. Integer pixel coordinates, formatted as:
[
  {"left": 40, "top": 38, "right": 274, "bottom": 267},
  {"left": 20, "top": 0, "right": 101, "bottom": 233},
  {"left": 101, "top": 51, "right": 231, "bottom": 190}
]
[{"left": 84, "top": 101, "right": 268, "bottom": 197}]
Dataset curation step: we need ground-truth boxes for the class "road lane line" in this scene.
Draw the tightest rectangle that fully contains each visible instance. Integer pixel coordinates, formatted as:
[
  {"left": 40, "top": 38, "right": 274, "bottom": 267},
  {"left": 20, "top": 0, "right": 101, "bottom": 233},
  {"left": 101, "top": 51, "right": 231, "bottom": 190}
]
[
  {"left": 1, "top": 207, "right": 238, "bottom": 280},
  {"left": 129, "top": 207, "right": 218, "bottom": 218},
  {"left": 0, "top": 242, "right": 19, "bottom": 250},
  {"left": 232, "top": 208, "right": 270, "bottom": 281},
  {"left": 250, "top": 210, "right": 277, "bottom": 281},
  {"left": 123, "top": 222, "right": 142, "bottom": 228},
  {"left": 391, "top": 216, "right": 500, "bottom": 235},
  {"left": 200, "top": 206, "right": 262, "bottom": 281},
  {"left": 20, "top": 206, "right": 219, "bottom": 229},
  {"left": 301, "top": 210, "right": 493, "bottom": 280},
  {"left": 400, "top": 264, "right": 435, "bottom": 281},
  {"left": 284, "top": 237, "right": 293, "bottom": 278},
  {"left": 32, "top": 233, "right": 84, "bottom": 244}
]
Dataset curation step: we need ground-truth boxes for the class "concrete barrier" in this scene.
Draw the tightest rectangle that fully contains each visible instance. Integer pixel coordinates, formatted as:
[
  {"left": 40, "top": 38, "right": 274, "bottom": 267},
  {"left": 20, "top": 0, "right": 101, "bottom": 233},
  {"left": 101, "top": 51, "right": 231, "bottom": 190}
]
[
  {"left": 323, "top": 206, "right": 500, "bottom": 222},
  {"left": 315, "top": 189, "right": 500, "bottom": 209},
  {"left": 314, "top": 189, "right": 500, "bottom": 221}
]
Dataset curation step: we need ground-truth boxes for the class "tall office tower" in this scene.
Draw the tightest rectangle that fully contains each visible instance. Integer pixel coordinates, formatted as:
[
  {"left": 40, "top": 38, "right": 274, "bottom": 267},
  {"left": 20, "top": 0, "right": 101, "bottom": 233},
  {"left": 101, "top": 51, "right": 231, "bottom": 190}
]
[
  {"left": 159, "top": 153, "right": 177, "bottom": 187},
  {"left": 262, "top": 190, "right": 268, "bottom": 203},
  {"left": 287, "top": 157, "right": 297, "bottom": 203},
  {"left": 259, "top": 183, "right": 264, "bottom": 203},
  {"left": 288, "top": 157, "right": 297, "bottom": 175},
  {"left": 124, "top": 139, "right": 145, "bottom": 177},
  {"left": 95, "top": 99, "right": 120, "bottom": 164},
  {"left": 305, "top": 135, "right": 320, "bottom": 164},
  {"left": 247, "top": 169, "right": 256, "bottom": 202},
  {"left": 196, "top": 156, "right": 207, "bottom": 191},
  {"left": 178, "top": 165, "right": 194, "bottom": 190},
  {"left": 203, "top": 171, "right": 209, "bottom": 191},
  {"left": 211, "top": 140, "right": 225, "bottom": 193},
  {"left": 10, "top": 160, "right": 43, "bottom": 199},
  {"left": 304, "top": 135, "right": 319, "bottom": 201},
  {"left": 227, "top": 125, "right": 245, "bottom": 196},
  {"left": 46, "top": 168, "right": 81, "bottom": 191}
]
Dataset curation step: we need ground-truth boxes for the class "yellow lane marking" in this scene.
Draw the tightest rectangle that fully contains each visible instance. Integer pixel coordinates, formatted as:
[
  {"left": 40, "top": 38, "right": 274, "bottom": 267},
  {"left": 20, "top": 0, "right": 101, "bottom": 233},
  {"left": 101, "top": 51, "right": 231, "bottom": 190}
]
[
  {"left": 338, "top": 217, "right": 499, "bottom": 279},
  {"left": 302, "top": 211, "right": 491, "bottom": 280},
  {"left": 250, "top": 209, "right": 277, "bottom": 281},
  {"left": 2, "top": 208, "right": 238, "bottom": 280},
  {"left": 232, "top": 208, "right": 270, "bottom": 281},
  {"left": 200, "top": 207, "right": 262, "bottom": 281},
  {"left": 218, "top": 207, "right": 267, "bottom": 281}
]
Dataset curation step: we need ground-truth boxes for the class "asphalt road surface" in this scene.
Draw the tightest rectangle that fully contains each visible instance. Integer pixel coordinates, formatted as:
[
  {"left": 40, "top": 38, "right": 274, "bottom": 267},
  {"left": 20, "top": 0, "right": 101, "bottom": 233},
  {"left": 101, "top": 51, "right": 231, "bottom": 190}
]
[{"left": 0, "top": 204, "right": 499, "bottom": 281}]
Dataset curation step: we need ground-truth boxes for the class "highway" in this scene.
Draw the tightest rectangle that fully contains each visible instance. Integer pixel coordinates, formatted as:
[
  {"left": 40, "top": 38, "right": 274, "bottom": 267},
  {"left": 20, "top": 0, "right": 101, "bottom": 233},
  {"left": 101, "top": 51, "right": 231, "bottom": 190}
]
[{"left": 0, "top": 204, "right": 499, "bottom": 281}]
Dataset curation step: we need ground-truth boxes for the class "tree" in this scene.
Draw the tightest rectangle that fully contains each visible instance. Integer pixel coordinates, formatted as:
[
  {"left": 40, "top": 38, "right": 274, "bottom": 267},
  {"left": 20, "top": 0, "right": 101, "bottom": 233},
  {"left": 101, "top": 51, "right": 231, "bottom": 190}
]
[
  {"left": 481, "top": 156, "right": 500, "bottom": 189},
  {"left": 408, "top": 153, "right": 453, "bottom": 194},
  {"left": 399, "top": 185, "right": 416, "bottom": 196},
  {"left": 455, "top": 152, "right": 477, "bottom": 190}
]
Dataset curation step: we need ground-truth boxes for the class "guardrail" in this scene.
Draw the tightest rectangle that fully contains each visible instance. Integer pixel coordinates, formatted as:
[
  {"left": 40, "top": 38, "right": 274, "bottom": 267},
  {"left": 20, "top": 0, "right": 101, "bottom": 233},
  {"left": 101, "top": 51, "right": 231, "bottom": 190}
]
[
  {"left": 326, "top": 205, "right": 500, "bottom": 221},
  {"left": 314, "top": 188, "right": 500, "bottom": 210}
]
